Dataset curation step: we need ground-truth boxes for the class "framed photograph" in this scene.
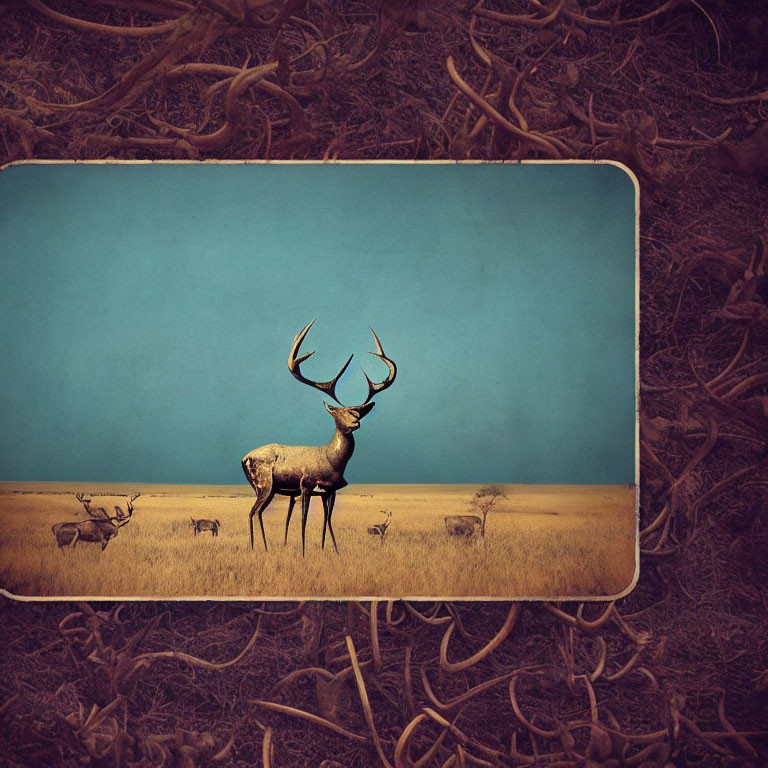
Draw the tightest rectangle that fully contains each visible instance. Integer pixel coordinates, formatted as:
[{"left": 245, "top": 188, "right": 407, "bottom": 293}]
[{"left": 1, "top": 160, "right": 637, "bottom": 600}]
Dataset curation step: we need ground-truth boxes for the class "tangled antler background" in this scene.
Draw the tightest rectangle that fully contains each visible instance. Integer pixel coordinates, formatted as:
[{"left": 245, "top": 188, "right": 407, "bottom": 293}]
[{"left": 2, "top": 1, "right": 768, "bottom": 765}]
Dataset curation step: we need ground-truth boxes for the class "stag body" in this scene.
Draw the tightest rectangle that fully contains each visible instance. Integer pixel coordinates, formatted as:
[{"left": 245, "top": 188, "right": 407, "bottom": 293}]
[
  {"left": 243, "top": 320, "right": 396, "bottom": 556},
  {"left": 53, "top": 493, "right": 139, "bottom": 550}
]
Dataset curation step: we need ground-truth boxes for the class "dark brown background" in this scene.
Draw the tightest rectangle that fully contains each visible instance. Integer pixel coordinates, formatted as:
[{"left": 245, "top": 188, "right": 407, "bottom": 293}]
[{"left": 1, "top": 1, "right": 767, "bottom": 766}]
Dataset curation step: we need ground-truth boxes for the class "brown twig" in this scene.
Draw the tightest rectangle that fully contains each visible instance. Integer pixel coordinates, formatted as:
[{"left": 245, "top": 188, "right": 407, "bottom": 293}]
[{"left": 439, "top": 605, "right": 520, "bottom": 673}]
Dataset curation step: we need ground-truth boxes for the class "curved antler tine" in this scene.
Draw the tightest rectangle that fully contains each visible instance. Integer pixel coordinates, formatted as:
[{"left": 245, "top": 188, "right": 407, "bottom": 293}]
[
  {"left": 362, "top": 328, "right": 397, "bottom": 404},
  {"left": 288, "top": 320, "right": 353, "bottom": 405},
  {"left": 290, "top": 319, "right": 317, "bottom": 367}
]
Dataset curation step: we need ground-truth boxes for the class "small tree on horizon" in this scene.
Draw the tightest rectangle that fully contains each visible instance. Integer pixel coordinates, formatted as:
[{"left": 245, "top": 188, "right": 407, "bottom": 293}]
[{"left": 470, "top": 484, "right": 508, "bottom": 537}]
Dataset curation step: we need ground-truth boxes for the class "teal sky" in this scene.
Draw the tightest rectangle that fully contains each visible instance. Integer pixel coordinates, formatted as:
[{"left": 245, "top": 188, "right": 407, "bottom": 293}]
[{"left": 0, "top": 162, "right": 635, "bottom": 484}]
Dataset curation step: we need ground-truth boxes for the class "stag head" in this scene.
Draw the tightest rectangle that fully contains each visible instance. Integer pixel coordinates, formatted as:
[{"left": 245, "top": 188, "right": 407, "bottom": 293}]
[
  {"left": 322, "top": 401, "right": 375, "bottom": 434},
  {"left": 288, "top": 319, "right": 396, "bottom": 430}
]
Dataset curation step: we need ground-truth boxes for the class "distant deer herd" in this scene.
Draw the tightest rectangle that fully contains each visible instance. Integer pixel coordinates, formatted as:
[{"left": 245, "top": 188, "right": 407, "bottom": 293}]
[
  {"left": 51, "top": 491, "right": 492, "bottom": 553},
  {"left": 50, "top": 322, "right": 498, "bottom": 555}
]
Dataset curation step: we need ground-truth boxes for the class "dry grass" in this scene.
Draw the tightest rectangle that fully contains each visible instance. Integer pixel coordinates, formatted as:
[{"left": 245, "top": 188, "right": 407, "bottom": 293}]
[{"left": 0, "top": 483, "right": 635, "bottom": 599}]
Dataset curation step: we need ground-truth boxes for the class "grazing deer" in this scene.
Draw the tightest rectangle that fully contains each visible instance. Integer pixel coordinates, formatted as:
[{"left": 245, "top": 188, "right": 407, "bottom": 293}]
[
  {"left": 190, "top": 518, "right": 220, "bottom": 537},
  {"left": 52, "top": 493, "right": 140, "bottom": 550},
  {"left": 242, "top": 319, "right": 397, "bottom": 556},
  {"left": 367, "top": 511, "right": 392, "bottom": 542},
  {"left": 444, "top": 515, "right": 482, "bottom": 538}
]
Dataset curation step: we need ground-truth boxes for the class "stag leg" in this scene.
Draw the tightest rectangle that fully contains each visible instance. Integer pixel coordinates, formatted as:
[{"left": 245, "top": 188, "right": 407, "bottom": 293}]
[
  {"left": 284, "top": 495, "right": 297, "bottom": 544},
  {"left": 300, "top": 489, "right": 312, "bottom": 557},
  {"left": 249, "top": 490, "right": 275, "bottom": 551},
  {"left": 71, "top": 529, "right": 81, "bottom": 550},
  {"left": 320, "top": 494, "right": 329, "bottom": 550},
  {"left": 243, "top": 459, "right": 275, "bottom": 551},
  {"left": 323, "top": 491, "right": 339, "bottom": 555}
]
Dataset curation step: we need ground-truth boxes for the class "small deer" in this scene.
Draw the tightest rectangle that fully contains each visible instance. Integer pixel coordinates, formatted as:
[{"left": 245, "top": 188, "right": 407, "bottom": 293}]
[
  {"left": 367, "top": 511, "right": 392, "bottom": 542},
  {"left": 242, "top": 320, "right": 397, "bottom": 556},
  {"left": 52, "top": 493, "right": 140, "bottom": 550},
  {"left": 190, "top": 518, "right": 220, "bottom": 537},
  {"left": 444, "top": 515, "right": 481, "bottom": 538}
]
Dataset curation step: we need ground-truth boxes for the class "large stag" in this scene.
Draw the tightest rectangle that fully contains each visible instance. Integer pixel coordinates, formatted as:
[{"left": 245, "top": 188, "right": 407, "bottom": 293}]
[
  {"left": 190, "top": 518, "right": 220, "bottom": 537},
  {"left": 52, "top": 493, "right": 140, "bottom": 550},
  {"left": 242, "top": 320, "right": 396, "bottom": 556},
  {"left": 444, "top": 515, "right": 482, "bottom": 538}
]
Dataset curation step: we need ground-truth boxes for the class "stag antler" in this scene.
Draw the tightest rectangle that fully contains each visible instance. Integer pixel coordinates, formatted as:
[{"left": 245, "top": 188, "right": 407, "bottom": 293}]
[
  {"left": 361, "top": 328, "right": 397, "bottom": 405},
  {"left": 126, "top": 493, "right": 140, "bottom": 515},
  {"left": 288, "top": 319, "right": 353, "bottom": 405},
  {"left": 288, "top": 320, "right": 397, "bottom": 406}
]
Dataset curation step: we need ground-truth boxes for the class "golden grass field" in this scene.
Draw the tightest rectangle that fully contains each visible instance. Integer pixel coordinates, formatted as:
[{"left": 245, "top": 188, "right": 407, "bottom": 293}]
[{"left": 0, "top": 482, "right": 636, "bottom": 599}]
